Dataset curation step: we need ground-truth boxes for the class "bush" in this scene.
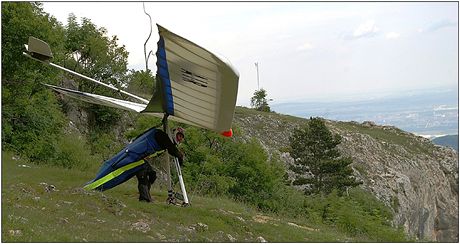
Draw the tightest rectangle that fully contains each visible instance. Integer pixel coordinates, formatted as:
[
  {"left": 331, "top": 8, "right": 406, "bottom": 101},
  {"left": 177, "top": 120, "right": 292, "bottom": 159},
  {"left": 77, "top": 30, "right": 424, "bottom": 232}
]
[
  {"left": 53, "top": 132, "right": 100, "bottom": 170},
  {"left": 2, "top": 2, "right": 67, "bottom": 163},
  {"left": 184, "top": 148, "right": 237, "bottom": 196},
  {"left": 303, "top": 188, "right": 408, "bottom": 242},
  {"left": 5, "top": 90, "right": 66, "bottom": 163},
  {"left": 258, "top": 183, "right": 307, "bottom": 217},
  {"left": 124, "top": 115, "right": 162, "bottom": 140},
  {"left": 182, "top": 126, "right": 286, "bottom": 211},
  {"left": 126, "top": 69, "right": 155, "bottom": 99},
  {"left": 220, "top": 139, "right": 285, "bottom": 210}
]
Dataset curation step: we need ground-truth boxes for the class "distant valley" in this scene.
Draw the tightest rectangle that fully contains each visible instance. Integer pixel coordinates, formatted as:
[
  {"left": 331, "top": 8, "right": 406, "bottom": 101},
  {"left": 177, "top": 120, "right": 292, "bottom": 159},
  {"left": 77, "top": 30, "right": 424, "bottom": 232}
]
[{"left": 271, "top": 88, "right": 458, "bottom": 138}]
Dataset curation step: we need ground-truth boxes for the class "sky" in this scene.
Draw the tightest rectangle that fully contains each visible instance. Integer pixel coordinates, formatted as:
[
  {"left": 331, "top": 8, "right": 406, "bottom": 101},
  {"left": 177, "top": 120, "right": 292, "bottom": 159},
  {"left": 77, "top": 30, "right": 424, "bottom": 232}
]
[{"left": 42, "top": 2, "right": 458, "bottom": 107}]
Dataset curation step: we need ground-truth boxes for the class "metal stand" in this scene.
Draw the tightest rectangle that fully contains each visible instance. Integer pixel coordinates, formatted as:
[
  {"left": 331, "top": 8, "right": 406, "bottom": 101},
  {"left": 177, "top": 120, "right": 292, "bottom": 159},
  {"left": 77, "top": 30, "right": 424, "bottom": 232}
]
[{"left": 162, "top": 114, "right": 190, "bottom": 206}]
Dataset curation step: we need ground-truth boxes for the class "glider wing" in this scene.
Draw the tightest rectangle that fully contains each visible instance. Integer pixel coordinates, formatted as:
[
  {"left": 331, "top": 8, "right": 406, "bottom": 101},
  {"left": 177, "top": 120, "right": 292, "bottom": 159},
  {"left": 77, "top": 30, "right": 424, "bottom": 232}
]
[
  {"left": 142, "top": 24, "right": 239, "bottom": 135},
  {"left": 43, "top": 84, "right": 148, "bottom": 113},
  {"left": 44, "top": 84, "right": 202, "bottom": 126}
]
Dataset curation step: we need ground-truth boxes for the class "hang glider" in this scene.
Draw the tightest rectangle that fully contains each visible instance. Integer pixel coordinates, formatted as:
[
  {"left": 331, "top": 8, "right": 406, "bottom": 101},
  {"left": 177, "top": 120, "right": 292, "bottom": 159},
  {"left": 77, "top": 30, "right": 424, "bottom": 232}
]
[
  {"left": 23, "top": 24, "right": 239, "bottom": 136},
  {"left": 23, "top": 24, "right": 239, "bottom": 205}
]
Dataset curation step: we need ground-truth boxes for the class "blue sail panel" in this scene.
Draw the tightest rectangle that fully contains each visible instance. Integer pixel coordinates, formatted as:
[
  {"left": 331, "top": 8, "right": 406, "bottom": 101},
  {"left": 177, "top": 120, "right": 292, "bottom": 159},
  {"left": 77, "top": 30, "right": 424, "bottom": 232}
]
[{"left": 156, "top": 36, "right": 174, "bottom": 115}]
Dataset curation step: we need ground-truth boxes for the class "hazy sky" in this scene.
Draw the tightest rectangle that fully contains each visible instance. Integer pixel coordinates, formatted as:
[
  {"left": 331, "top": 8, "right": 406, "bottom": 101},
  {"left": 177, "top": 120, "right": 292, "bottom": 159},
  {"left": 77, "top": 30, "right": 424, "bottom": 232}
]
[{"left": 42, "top": 2, "right": 458, "bottom": 106}]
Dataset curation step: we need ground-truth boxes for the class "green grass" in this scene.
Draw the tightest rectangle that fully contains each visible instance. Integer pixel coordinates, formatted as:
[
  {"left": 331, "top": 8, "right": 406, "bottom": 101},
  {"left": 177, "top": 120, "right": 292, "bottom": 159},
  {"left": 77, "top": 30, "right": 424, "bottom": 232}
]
[
  {"left": 235, "top": 106, "right": 306, "bottom": 124},
  {"left": 2, "top": 151, "right": 359, "bottom": 242}
]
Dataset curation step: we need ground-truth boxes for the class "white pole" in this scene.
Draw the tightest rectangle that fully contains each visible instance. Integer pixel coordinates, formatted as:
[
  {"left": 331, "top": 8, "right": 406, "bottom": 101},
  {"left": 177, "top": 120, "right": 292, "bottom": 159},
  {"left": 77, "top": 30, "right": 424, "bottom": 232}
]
[
  {"left": 173, "top": 157, "right": 189, "bottom": 205},
  {"left": 255, "top": 62, "right": 260, "bottom": 90}
]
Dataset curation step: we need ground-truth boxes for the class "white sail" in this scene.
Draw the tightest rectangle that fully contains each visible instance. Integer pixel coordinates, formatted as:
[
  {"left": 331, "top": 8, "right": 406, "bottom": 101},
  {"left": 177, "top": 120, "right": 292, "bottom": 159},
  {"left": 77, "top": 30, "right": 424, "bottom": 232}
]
[{"left": 142, "top": 25, "right": 239, "bottom": 135}]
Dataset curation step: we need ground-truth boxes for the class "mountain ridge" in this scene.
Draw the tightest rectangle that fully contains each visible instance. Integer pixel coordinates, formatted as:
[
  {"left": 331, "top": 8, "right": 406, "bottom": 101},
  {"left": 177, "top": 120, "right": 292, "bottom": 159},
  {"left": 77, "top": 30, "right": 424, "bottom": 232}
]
[{"left": 432, "top": 135, "right": 459, "bottom": 151}]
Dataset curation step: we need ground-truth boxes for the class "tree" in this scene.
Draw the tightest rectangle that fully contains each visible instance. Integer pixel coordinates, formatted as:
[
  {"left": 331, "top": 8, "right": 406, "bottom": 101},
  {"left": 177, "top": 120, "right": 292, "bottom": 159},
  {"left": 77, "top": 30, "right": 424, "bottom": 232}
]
[
  {"left": 250, "top": 88, "right": 271, "bottom": 112},
  {"left": 126, "top": 69, "right": 156, "bottom": 99},
  {"left": 289, "top": 117, "right": 361, "bottom": 195},
  {"left": 1, "top": 2, "right": 66, "bottom": 159},
  {"left": 62, "top": 14, "right": 130, "bottom": 130},
  {"left": 64, "top": 14, "right": 129, "bottom": 91}
]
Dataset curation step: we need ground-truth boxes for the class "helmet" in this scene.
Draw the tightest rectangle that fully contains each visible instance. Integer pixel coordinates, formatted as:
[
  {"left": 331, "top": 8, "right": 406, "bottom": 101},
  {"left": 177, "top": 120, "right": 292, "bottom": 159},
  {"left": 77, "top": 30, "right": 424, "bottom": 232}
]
[{"left": 172, "top": 127, "right": 185, "bottom": 144}]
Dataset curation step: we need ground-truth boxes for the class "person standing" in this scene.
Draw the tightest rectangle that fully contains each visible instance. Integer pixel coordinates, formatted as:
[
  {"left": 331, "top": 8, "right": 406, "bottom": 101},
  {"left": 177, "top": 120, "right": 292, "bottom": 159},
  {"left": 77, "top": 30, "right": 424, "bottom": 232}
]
[{"left": 135, "top": 127, "right": 185, "bottom": 202}]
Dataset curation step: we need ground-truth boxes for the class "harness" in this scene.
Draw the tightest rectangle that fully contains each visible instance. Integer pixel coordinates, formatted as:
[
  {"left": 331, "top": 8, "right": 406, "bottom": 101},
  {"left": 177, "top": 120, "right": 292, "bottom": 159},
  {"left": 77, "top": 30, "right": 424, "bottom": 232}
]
[{"left": 83, "top": 149, "right": 165, "bottom": 190}]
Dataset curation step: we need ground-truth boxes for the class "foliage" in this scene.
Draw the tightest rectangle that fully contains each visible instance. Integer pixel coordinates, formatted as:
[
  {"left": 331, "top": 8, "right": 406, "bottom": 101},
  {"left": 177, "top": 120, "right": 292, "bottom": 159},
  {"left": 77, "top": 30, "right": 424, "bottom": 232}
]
[
  {"left": 221, "top": 139, "right": 285, "bottom": 210},
  {"left": 182, "top": 127, "right": 285, "bottom": 210},
  {"left": 1, "top": 2, "right": 66, "bottom": 161},
  {"left": 1, "top": 2, "right": 128, "bottom": 168},
  {"left": 124, "top": 115, "right": 163, "bottom": 140},
  {"left": 53, "top": 131, "right": 101, "bottom": 170},
  {"left": 64, "top": 13, "right": 128, "bottom": 89},
  {"left": 1, "top": 2, "right": 65, "bottom": 81},
  {"left": 126, "top": 69, "right": 156, "bottom": 99},
  {"left": 289, "top": 117, "right": 361, "bottom": 195},
  {"left": 63, "top": 13, "right": 128, "bottom": 130},
  {"left": 87, "top": 104, "right": 122, "bottom": 130},
  {"left": 87, "top": 129, "right": 123, "bottom": 161},
  {"left": 250, "top": 88, "right": 271, "bottom": 112},
  {"left": 303, "top": 188, "right": 408, "bottom": 241}
]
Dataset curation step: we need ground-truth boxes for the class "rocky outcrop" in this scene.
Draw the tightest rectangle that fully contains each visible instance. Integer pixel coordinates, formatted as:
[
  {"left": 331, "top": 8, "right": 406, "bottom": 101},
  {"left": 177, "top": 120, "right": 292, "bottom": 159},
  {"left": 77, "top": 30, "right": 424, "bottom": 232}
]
[
  {"left": 233, "top": 107, "right": 458, "bottom": 242},
  {"left": 330, "top": 122, "right": 458, "bottom": 242}
]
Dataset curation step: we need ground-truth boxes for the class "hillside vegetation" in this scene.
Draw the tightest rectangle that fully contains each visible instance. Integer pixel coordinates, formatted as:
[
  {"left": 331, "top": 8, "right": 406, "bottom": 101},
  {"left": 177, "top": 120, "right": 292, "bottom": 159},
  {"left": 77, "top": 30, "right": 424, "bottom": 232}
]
[{"left": 2, "top": 151, "right": 407, "bottom": 242}]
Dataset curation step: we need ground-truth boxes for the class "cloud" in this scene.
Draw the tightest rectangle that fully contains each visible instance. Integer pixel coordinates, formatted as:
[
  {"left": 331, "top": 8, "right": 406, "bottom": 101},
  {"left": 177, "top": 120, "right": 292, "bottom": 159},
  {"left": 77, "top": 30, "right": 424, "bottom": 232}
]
[
  {"left": 342, "top": 20, "right": 380, "bottom": 40},
  {"left": 419, "top": 19, "right": 457, "bottom": 32},
  {"left": 352, "top": 20, "right": 379, "bottom": 38},
  {"left": 296, "top": 42, "right": 314, "bottom": 51},
  {"left": 385, "top": 32, "right": 400, "bottom": 40}
]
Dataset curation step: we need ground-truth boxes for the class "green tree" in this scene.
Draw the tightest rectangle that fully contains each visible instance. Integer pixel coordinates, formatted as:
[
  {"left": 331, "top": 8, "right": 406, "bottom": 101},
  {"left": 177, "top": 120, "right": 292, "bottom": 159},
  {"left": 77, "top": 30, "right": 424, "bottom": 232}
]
[
  {"left": 1, "top": 2, "right": 66, "bottom": 158},
  {"left": 126, "top": 69, "right": 156, "bottom": 99},
  {"left": 250, "top": 88, "right": 271, "bottom": 112},
  {"left": 62, "top": 14, "right": 130, "bottom": 130},
  {"left": 64, "top": 14, "right": 128, "bottom": 90},
  {"left": 289, "top": 117, "right": 361, "bottom": 195}
]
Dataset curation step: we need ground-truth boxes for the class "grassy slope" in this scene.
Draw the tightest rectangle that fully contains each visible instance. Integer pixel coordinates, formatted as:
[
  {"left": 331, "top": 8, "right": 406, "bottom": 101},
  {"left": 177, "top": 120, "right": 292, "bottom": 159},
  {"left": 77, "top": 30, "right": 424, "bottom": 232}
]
[{"left": 2, "top": 151, "right": 354, "bottom": 242}]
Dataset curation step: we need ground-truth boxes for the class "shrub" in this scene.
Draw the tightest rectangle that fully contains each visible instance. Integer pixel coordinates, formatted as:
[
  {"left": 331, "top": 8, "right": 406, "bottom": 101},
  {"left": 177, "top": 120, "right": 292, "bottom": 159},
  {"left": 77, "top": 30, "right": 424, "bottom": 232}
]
[
  {"left": 303, "top": 188, "right": 408, "bottom": 241},
  {"left": 124, "top": 115, "right": 162, "bottom": 140},
  {"left": 182, "top": 126, "right": 286, "bottom": 211},
  {"left": 53, "top": 132, "right": 100, "bottom": 170}
]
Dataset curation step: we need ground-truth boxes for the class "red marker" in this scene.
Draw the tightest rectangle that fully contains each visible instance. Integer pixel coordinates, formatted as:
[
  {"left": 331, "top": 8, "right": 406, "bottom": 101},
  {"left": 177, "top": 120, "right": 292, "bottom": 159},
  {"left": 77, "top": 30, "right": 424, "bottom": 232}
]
[{"left": 221, "top": 129, "right": 233, "bottom": 137}]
